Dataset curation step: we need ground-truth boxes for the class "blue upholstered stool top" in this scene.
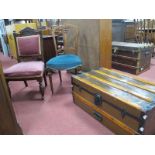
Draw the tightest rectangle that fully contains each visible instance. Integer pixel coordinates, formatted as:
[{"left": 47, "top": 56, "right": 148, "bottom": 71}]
[{"left": 46, "top": 54, "right": 82, "bottom": 70}]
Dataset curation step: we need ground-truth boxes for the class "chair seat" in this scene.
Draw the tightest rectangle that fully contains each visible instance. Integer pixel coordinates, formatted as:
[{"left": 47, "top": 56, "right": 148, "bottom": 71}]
[
  {"left": 46, "top": 54, "right": 82, "bottom": 70},
  {"left": 4, "top": 61, "right": 44, "bottom": 77}
]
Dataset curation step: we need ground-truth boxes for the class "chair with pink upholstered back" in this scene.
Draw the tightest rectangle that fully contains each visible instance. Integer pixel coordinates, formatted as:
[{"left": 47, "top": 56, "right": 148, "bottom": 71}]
[{"left": 4, "top": 27, "right": 47, "bottom": 100}]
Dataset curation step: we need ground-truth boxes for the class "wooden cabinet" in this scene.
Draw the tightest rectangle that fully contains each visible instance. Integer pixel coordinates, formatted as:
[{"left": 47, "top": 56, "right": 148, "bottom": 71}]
[{"left": 0, "top": 63, "right": 22, "bottom": 134}]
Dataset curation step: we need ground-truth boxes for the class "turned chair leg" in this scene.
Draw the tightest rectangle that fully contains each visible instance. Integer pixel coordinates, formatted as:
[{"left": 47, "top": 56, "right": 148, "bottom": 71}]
[
  {"left": 38, "top": 79, "right": 44, "bottom": 100},
  {"left": 6, "top": 81, "right": 11, "bottom": 98},
  {"left": 24, "top": 80, "right": 28, "bottom": 87},
  {"left": 43, "top": 72, "right": 47, "bottom": 87},
  {"left": 58, "top": 70, "right": 62, "bottom": 84},
  {"left": 48, "top": 73, "right": 54, "bottom": 94}
]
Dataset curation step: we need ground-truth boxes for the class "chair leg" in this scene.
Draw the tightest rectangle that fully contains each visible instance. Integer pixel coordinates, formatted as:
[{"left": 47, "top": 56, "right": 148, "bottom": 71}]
[
  {"left": 58, "top": 70, "right": 62, "bottom": 84},
  {"left": 38, "top": 79, "right": 44, "bottom": 100},
  {"left": 43, "top": 72, "right": 47, "bottom": 87},
  {"left": 48, "top": 73, "right": 54, "bottom": 94},
  {"left": 24, "top": 80, "right": 28, "bottom": 87},
  {"left": 6, "top": 81, "right": 11, "bottom": 98}
]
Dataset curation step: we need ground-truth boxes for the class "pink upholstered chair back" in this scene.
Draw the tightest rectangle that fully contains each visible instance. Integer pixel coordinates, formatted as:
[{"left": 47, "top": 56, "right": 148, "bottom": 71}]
[{"left": 16, "top": 34, "right": 41, "bottom": 56}]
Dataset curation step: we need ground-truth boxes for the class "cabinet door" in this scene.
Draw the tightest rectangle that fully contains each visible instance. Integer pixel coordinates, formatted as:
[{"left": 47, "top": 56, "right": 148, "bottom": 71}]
[{"left": 0, "top": 63, "right": 22, "bottom": 134}]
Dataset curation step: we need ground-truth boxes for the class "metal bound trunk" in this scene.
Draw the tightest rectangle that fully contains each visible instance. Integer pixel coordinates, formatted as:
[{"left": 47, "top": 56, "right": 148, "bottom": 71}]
[
  {"left": 112, "top": 41, "right": 153, "bottom": 74},
  {"left": 72, "top": 68, "right": 155, "bottom": 135}
]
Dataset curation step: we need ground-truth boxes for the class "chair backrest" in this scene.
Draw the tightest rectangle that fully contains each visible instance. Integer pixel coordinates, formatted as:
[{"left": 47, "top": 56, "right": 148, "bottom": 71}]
[
  {"left": 52, "top": 24, "right": 79, "bottom": 55},
  {"left": 134, "top": 19, "right": 143, "bottom": 43},
  {"left": 14, "top": 27, "right": 44, "bottom": 62},
  {"left": 134, "top": 19, "right": 155, "bottom": 43},
  {"left": 145, "top": 19, "right": 155, "bottom": 43}
]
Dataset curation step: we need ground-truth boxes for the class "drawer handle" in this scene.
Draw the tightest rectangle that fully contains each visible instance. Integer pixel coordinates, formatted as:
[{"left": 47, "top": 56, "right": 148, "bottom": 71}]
[
  {"left": 113, "top": 47, "right": 118, "bottom": 53},
  {"left": 94, "top": 94, "right": 102, "bottom": 106},
  {"left": 121, "top": 109, "right": 127, "bottom": 119},
  {"left": 93, "top": 112, "right": 103, "bottom": 121}
]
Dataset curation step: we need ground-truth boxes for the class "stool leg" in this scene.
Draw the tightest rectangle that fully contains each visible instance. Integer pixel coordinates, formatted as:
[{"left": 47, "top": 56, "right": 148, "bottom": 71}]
[
  {"left": 58, "top": 70, "right": 62, "bottom": 84},
  {"left": 48, "top": 73, "right": 54, "bottom": 94},
  {"left": 6, "top": 81, "right": 11, "bottom": 98}
]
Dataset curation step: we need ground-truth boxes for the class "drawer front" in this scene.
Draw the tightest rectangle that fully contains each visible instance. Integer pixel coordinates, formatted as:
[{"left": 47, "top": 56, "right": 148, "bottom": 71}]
[
  {"left": 73, "top": 85, "right": 141, "bottom": 132},
  {"left": 112, "top": 48, "right": 139, "bottom": 58},
  {"left": 73, "top": 91, "right": 138, "bottom": 135},
  {"left": 112, "top": 56, "right": 138, "bottom": 66},
  {"left": 112, "top": 63, "right": 138, "bottom": 74}
]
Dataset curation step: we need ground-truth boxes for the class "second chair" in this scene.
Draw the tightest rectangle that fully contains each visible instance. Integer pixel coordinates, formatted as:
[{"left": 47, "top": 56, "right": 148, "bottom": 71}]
[
  {"left": 4, "top": 27, "right": 47, "bottom": 100},
  {"left": 46, "top": 24, "right": 82, "bottom": 94}
]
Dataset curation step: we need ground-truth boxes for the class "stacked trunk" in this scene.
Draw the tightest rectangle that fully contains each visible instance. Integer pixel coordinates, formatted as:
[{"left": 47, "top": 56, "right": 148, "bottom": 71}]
[{"left": 112, "top": 41, "right": 154, "bottom": 74}]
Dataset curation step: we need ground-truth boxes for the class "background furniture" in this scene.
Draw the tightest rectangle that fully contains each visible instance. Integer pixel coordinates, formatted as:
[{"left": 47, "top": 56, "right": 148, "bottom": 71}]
[
  {"left": 42, "top": 35, "right": 57, "bottom": 62},
  {"left": 128, "top": 19, "right": 155, "bottom": 44},
  {"left": 112, "top": 41, "right": 153, "bottom": 74},
  {"left": 46, "top": 24, "right": 82, "bottom": 93},
  {"left": 112, "top": 20, "right": 126, "bottom": 42},
  {"left": 62, "top": 19, "right": 112, "bottom": 70},
  {"left": 4, "top": 27, "right": 47, "bottom": 100},
  {"left": 112, "top": 20, "right": 135, "bottom": 42},
  {"left": 0, "top": 19, "right": 9, "bottom": 56},
  {"left": 0, "top": 63, "right": 22, "bottom": 134}
]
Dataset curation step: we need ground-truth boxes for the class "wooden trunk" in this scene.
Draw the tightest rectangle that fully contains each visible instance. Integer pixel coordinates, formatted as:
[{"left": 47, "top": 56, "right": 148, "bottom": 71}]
[
  {"left": 72, "top": 68, "right": 155, "bottom": 135},
  {"left": 112, "top": 41, "right": 153, "bottom": 74}
]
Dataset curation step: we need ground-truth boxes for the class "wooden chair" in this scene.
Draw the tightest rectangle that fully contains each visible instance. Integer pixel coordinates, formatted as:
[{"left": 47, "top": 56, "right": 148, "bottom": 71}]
[
  {"left": 4, "top": 27, "right": 47, "bottom": 100},
  {"left": 46, "top": 24, "right": 82, "bottom": 94},
  {"left": 134, "top": 19, "right": 145, "bottom": 43}
]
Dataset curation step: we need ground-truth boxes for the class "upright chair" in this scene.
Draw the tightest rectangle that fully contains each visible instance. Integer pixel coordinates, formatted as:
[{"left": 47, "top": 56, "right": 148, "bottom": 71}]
[
  {"left": 46, "top": 24, "right": 82, "bottom": 94},
  {"left": 134, "top": 19, "right": 145, "bottom": 43},
  {"left": 4, "top": 27, "right": 47, "bottom": 100}
]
